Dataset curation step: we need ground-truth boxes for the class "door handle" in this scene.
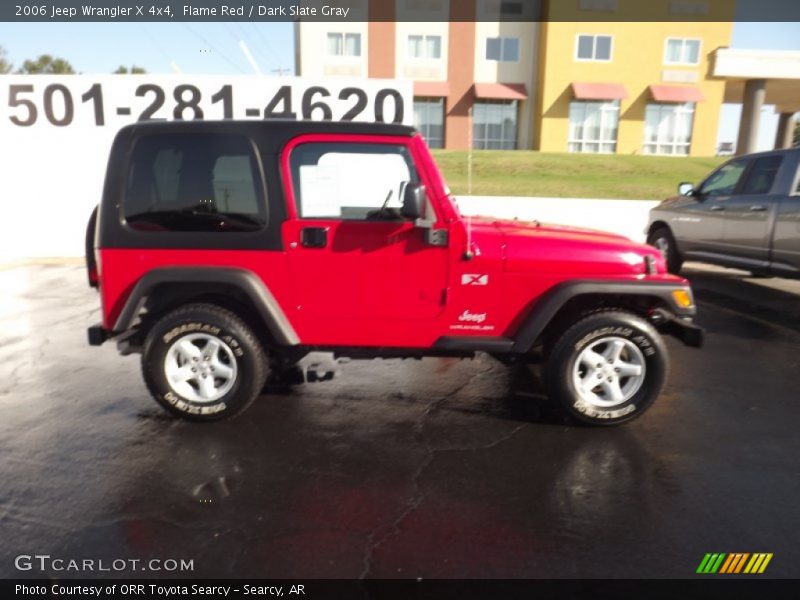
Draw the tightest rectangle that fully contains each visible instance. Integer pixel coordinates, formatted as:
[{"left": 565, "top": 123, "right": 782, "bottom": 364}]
[
  {"left": 301, "top": 227, "right": 329, "bottom": 248},
  {"left": 710, "top": 205, "right": 725, "bottom": 211},
  {"left": 749, "top": 205, "right": 767, "bottom": 212}
]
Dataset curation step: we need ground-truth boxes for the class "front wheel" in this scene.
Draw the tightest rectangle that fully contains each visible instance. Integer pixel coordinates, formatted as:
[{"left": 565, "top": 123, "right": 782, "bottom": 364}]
[
  {"left": 142, "top": 303, "right": 268, "bottom": 422},
  {"left": 647, "top": 226, "right": 683, "bottom": 275},
  {"left": 544, "top": 311, "right": 668, "bottom": 426}
]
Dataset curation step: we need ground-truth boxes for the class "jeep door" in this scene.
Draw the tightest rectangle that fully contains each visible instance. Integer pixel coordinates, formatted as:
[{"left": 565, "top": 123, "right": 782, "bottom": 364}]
[{"left": 281, "top": 135, "right": 449, "bottom": 345}]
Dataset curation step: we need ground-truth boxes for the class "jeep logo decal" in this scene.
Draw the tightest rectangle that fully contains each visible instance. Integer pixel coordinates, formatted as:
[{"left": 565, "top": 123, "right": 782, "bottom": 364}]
[{"left": 458, "top": 310, "right": 487, "bottom": 324}]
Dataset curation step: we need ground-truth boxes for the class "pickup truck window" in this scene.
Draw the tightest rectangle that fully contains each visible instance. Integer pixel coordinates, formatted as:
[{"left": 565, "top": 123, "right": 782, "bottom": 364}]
[
  {"left": 700, "top": 158, "right": 748, "bottom": 197},
  {"left": 740, "top": 155, "right": 783, "bottom": 195},
  {"left": 289, "top": 142, "right": 420, "bottom": 220},
  {"left": 124, "top": 133, "right": 266, "bottom": 232}
]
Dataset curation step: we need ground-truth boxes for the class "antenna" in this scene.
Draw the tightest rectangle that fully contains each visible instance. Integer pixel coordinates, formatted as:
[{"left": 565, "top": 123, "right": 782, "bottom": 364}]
[
  {"left": 467, "top": 105, "right": 473, "bottom": 196},
  {"left": 464, "top": 214, "right": 474, "bottom": 261}
]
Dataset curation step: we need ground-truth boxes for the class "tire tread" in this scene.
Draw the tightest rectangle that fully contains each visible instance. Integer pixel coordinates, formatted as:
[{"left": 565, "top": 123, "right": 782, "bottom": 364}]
[{"left": 141, "top": 303, "right": 268, "bottom": 422}]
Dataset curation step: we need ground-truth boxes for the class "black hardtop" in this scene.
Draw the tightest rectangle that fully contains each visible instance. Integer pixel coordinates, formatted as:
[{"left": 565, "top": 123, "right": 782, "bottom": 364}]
[
  {"left": 99, "top": 120, "right": 417, "bottom": 251},
  {"left": 115, "top": 119, "right": 417, "bottom": 154}
]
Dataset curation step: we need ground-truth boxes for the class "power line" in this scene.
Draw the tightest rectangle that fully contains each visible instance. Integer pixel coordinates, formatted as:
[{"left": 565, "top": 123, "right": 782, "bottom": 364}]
[
  {"left": 248, "top": 22, "right": 287, "bottom": 72},
  {"left": 138, "top": 24, "right": 175, "bottom": 72},
  {"left": 182, "top": 23, "right": 245, "bottom": 74},
  {"left": 223, "top": 22, "right": 271, "bottom": 75}
]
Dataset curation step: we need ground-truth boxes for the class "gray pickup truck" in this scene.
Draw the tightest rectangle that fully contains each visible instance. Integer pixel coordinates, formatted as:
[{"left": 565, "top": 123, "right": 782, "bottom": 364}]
[{"left": 647, "top": 148, "right": 800, "bottom": 277}]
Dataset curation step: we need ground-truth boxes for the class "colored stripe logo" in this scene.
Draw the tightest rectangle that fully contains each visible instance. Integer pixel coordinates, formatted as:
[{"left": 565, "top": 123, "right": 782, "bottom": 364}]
[{"left": 697, "top": 553, "right": 773, "bottom": 574}]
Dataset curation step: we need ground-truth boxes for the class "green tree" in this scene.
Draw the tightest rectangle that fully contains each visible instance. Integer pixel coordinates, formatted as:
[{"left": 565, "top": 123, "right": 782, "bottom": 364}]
[
  {"left": 113, "top": 65, "right": 146, "bottom": 74},
  {"left": 18, "top": 54, "right": 75, "bottom": 74},
  {"left": 0, "top": 46, "right": 12, "bottom": 74}
]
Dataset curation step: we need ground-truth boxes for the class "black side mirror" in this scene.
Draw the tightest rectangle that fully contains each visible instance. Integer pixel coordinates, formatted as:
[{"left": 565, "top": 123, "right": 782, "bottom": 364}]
[
  {"left": 401, "top": 183, "right": 426, "bottom": 220},
  {"left": 678, "top": 182, "right": 695, "bottom": 196}
]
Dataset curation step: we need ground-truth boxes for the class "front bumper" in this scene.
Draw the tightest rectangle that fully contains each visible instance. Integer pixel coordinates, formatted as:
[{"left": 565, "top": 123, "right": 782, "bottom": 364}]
[
  {"left": 87, "top": 324, "right": 108, "bottom": 346},
  {"left": 652, "top": 308, "right": 704, "bottom": 348}
]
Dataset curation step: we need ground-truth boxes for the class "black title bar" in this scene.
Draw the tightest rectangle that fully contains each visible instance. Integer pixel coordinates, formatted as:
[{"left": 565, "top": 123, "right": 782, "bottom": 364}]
[{"left": 4, "top": 0, "right": 800, "bottom": 22}]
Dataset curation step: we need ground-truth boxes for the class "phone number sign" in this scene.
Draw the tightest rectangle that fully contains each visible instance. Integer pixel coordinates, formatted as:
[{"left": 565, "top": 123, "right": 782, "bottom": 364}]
[{"left": 1, "top": 75, "right": 411, "bottom": 127}]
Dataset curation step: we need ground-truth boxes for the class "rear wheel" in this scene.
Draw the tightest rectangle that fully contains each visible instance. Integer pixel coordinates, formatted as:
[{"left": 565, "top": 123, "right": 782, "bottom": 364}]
[
  {"left": 142, "top": 304, "right": 267, "bottom": 421},
  {"left": 647, "top": 226, "right": 683, "bottom": 275},
  {"left": 544, "top": 311, "right": 668, "bottom": 426}
]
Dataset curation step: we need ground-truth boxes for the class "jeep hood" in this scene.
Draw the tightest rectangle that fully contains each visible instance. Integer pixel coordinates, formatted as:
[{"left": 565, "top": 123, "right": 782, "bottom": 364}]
[{"left": 467, "top": 216, "right": 664, "bottom": 275}]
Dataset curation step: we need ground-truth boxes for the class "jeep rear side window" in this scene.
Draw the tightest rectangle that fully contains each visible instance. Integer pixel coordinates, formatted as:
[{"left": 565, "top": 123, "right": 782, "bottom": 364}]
[
  {"left": 124, "top": 133, "right": 266, "bottom": 232},
  {"left": 289, "top": 142, "right": 419, "bottom": 220}
]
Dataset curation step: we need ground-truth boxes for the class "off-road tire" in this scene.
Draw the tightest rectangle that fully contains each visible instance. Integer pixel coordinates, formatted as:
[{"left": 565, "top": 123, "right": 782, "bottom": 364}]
[
  {"left": 544, "top": 310, "right": 668, "bottom": 426},
  {"left": 647, "top": 226, "right": 683, "bottom": 275},
  {"left": 142, "top": 303, "right": 268, "bottom": 422}
]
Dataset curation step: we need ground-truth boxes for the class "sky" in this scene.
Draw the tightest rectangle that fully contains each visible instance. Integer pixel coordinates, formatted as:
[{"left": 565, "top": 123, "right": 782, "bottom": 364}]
[{"left": 0, "top": 20, "right": 798, "bottom": 151}]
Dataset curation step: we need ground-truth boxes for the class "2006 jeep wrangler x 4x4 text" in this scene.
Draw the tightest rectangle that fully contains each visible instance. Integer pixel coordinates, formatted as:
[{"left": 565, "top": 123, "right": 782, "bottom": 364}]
[{"left": 87, "top": 121, "right": 702, "bottom": 425}]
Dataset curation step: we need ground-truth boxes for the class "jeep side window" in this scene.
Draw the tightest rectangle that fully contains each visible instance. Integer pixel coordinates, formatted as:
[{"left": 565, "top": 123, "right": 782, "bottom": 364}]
[
  {"left": 124, "top": 133, "right": 267, "bottom": 232},
  {"left": 699, "top": 159, "right": 748, "bottom": 197},
  {"left": 289, "top": 142, "right": 420, "bottom": 220}
]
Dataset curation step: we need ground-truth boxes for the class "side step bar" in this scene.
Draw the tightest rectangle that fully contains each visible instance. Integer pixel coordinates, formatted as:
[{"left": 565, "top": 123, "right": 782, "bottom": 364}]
[{"left": 433, "top": 336, "right": 514, "bottom": 353}]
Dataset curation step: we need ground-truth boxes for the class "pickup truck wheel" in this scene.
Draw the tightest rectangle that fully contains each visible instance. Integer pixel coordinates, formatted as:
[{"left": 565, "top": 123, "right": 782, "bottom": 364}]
[
  {"left": 647, "top": 227, "right": 683, "bottom": 275},
  {"left": 545, "top": 311, "right": 668, "bottom": 426},
  {"left": 142, "top": 304, "right": 267, "bottom": 422}
]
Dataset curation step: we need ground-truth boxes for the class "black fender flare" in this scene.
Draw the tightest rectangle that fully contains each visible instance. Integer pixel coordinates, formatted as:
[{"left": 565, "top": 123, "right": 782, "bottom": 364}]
[
  {"left": 113, "top": 267, "right": 300, "bottom": 346},
  {"left": 510, "top": 280, "right": 696, "bottom": 353}
]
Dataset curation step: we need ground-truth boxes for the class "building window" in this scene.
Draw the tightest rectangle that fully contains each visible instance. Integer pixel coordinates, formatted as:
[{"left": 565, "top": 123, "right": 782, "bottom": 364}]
[
  {"left": 473, "top": 101, "right": 518, "bottom": 150},
  {"left": 664, "top": 38, "right": 701, "bottom": 65},
  {"left": 484, "top": 0, "right": 524, "bottom": 15},
  {"left": 575, "top": 34, "right": 613, "bottom": 61},
  {"left": 327, "top": 33, "right": 362, "bottom": 57},
  {"left": 485, "top": 37, "right": 520, "bottom": 62},
  {"left": 408, "top": 35, "right": 442, "bottom": 59},
  {"left": 568, "top": 100, "right": 620, "bottom": 153},
  {"left": 413, "top": 98, "right": 445, "bottom": 149},
  {"left": 643, "top": 102, "right": 695, "bottom": 155}
]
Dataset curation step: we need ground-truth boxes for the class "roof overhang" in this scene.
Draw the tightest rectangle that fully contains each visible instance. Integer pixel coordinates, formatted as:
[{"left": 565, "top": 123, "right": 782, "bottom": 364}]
[
  {"left": 473, "top": 82, "right": 528, "bottom": 101},
  {"left": 712, "top": 48, "right": 800, "bottom": 112},
  {"left": 571, "top": 82, "right": 628, "bottom": 101}
]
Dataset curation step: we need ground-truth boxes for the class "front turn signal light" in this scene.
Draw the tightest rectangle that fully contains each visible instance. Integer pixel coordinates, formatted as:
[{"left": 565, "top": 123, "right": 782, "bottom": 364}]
[{"left": 672, "top": 289, "right": 694, "bottom": 309}]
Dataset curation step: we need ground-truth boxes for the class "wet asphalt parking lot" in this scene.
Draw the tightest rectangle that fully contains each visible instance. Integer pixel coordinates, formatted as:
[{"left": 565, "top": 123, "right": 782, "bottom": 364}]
[{"left": 1, "top": 263, "right": 799, "bottom": 579}]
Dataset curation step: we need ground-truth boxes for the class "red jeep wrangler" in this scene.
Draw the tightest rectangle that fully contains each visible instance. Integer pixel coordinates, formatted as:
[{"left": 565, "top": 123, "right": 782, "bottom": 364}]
[{"left": 86, "top": 120, "right": 702, "bottom": 425}]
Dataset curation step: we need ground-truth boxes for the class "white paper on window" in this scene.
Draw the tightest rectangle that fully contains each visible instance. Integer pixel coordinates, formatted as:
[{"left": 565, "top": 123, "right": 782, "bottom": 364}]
[
  {"left": 299, "top": 165, "right": 341, "bottom": 217},
  {"left": 318, "top": 152, "right": 410, "bottom": 210}
]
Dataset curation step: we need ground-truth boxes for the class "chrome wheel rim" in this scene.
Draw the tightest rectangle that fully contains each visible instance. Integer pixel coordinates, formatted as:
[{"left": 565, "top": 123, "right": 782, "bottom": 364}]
[
  {"left": 164, "top": 333, "right": 237, "bottom": 403},
  {"left": 572, "top": 336, "right": 646, "bottom": 408}
]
